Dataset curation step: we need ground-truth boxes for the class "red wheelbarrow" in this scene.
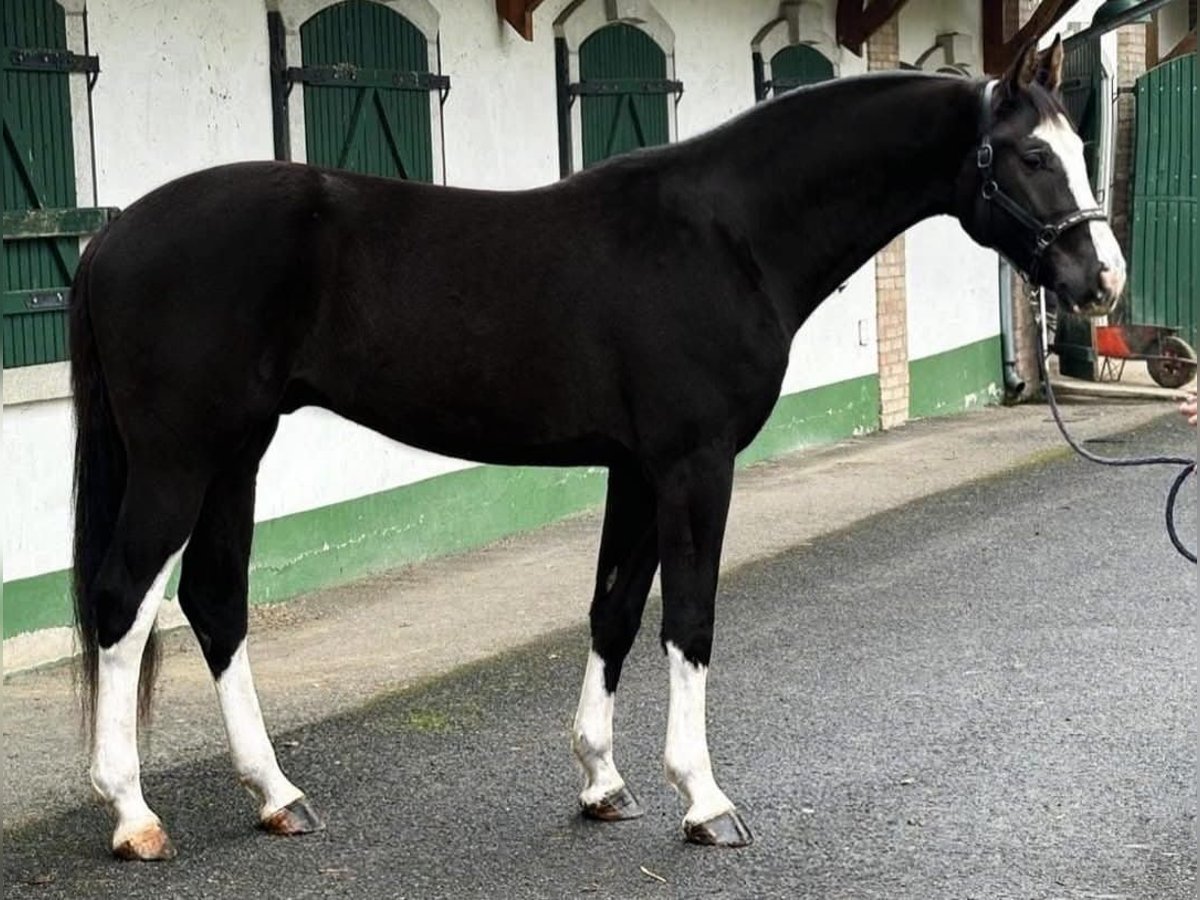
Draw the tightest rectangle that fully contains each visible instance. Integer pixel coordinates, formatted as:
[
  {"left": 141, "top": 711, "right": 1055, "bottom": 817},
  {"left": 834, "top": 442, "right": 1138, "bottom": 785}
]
[{"left": 1094, "top": 323, "right": 1197, "bottom": 389}]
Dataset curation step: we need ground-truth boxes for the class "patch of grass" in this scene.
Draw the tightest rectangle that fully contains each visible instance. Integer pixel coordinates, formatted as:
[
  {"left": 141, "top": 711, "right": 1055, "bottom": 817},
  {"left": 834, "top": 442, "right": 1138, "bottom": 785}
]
[{"left": 403, "top": 708, "right": 453, "bottom": 733}]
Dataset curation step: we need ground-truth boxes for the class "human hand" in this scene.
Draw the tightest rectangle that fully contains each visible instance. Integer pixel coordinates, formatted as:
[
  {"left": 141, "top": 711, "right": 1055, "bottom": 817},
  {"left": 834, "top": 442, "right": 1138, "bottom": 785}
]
[{"left": 1182, "top": 393, "right": 1197, "bottom": 427}]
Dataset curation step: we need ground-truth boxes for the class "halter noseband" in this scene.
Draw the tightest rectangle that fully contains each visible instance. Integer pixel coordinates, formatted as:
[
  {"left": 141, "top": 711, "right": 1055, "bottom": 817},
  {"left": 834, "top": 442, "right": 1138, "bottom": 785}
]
[{"left": 976, "top": 80, "right": 1107, "bottom": 284}]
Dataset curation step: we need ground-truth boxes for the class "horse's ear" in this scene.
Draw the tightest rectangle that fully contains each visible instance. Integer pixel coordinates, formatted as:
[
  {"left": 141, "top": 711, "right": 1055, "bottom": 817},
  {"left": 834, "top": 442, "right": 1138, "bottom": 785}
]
[
  {"left": 1001, "top": 39, "right": 1040, "bottom": 97},
  {"left": 1034, "top": 34, "right": 1064, "bottom": 93}
]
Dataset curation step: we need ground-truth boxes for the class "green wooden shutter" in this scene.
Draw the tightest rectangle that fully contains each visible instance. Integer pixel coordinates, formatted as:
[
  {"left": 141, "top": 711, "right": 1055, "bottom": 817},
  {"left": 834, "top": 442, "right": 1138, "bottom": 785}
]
[
  {"left": 768, "top": 44, "right": 833, "bottom": 96},
  {"left": 578, "top": 24, "right": 671, "bottom": 167},
  {"left": 1060, "top": 37, "right": 1103, "bottom": 189},
  {"left": 299, "top": 0, "right": 436, "bottom": 182},
  {"left": 1130, "top": 55, "right": 1196, "bottom": 346},
  {"left": 2, "top": 0, "right": 78, "bottom": 367}
]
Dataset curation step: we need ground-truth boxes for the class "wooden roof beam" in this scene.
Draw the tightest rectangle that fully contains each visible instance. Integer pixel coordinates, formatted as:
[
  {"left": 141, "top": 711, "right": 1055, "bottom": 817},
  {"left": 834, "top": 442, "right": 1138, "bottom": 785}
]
[
  {"left": 497, "top": 0, "right": 545, "bottom": 41},
  {"left": 983, "top": 0, "right": 1081, "bottom": 74},
  {"left": 837, "top": 0, "right": 913, "bottom": 56}
]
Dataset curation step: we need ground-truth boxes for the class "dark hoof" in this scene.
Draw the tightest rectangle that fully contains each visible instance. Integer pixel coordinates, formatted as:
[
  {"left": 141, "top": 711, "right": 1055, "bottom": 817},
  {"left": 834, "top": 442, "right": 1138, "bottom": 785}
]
[
  {"left": 684, "top": 809, "right": 754, "bottom": 847},
  {"left": 259, "top": 796, "right": 326, "bottom": 836},
  {"left": 581, "top": 785, "right": 644, "bottom": 821},
  {"left": 113, "top": 820, "right": 176, "bottom": 861}
]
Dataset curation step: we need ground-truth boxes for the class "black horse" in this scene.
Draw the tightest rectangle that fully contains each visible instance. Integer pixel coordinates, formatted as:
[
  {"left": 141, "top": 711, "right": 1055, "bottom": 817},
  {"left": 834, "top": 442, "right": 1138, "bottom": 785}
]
[{"left": 72, "top": 38, "right": 1123, "bottom": 860}]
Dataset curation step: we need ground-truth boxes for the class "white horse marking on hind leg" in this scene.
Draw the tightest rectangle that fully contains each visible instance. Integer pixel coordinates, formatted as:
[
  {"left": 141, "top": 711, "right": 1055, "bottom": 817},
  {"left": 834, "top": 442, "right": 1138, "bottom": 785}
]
[
  {"left": 572, "top": 650, "right": 627, "bottom": 806},
  {"left": 90, "top": 551, "right": 181, "bottom": 854},
  {"left": 663, "top": 642, "right": 735, "bottom": 826},
  {"left": 215, "top": 639, "right": 304, "bottom": 819}
]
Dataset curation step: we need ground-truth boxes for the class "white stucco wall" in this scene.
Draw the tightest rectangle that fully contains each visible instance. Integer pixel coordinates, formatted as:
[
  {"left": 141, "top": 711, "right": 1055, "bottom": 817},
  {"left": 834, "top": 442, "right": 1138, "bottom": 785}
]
[
  {"left": 782, "top": 262, "right": 879, "bottom": 394},
  {"left": 669, "top": 0, "right": 778, "bottom": 136},
  {"left": 438, "top": 1, "right": 560, "bottom": 189},
  {"left": 897, "top": 3, "right": 1001, "bottom": 360},
  {"left": 87, "top": 0, "right": 275, "bottom": 209},
  {"left": 3, "top": 400, "right": 73, "bottom": 581},
  {"left": 898, "top": 0, "right": 983, "bottom": 73},
  {"left": 5, "top": 0, "right": 1004, "bottom": 588},
  {"left": 1154, "top": 0, "right": 1193, "bottom": 52},
  {"left": 905, "top": 216, "right": 1001, "bottom": 360}
]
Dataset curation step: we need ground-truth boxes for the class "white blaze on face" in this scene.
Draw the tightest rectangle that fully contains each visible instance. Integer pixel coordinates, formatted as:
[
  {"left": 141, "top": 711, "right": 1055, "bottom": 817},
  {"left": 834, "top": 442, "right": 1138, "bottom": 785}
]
[{"left": 1032, "top": 114, "right": 1126, "bottom": 295}]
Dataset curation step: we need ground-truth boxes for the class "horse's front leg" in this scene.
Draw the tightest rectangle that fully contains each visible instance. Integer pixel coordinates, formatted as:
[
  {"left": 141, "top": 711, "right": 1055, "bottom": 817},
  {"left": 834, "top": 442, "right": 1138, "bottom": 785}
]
[
  {"left": 654, "top": 448, "right": 753, "bottom": 847},
  {"left": 573, "top": 463, "right": 659, "bottom": 820}
]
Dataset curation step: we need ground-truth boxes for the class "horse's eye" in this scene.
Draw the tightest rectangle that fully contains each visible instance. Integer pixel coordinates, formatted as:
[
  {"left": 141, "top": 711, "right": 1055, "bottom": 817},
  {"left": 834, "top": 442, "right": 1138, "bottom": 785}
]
[{"left": 1021, "top": 152, "right": 1046, "bottom": 170}]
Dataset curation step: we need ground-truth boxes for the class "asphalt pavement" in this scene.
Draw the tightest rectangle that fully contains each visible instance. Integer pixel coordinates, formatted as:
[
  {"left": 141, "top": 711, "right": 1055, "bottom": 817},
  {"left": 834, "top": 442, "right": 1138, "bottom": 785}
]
[{"left": 3, "top": 411, "right": 1195, "bottom": 899}]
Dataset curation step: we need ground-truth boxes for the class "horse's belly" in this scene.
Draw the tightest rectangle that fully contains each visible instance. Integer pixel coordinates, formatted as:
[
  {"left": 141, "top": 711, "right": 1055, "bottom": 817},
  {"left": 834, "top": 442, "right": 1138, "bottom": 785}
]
[{"left": 298, "top": 358, "right": 626, "bottom": 468}]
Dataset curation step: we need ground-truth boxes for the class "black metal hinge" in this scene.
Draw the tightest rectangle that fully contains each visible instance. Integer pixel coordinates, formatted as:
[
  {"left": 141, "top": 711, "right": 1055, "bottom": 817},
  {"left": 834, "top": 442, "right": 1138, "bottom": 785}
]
[
  {"left": 1, "top": 288, "right": 70, "bottom": 317},
  {"left": 765, "top": 78, "right": 810, "bottom": 94},
  {"left": 5, "top": 47, "right": 101, "bottom": 90},
  {"left": 568, "top": 78, "right": 683, "bottom": 98},
  {"left": 285, "top": 65, "right": 450, "bottom": 101},
  {"left": 5, "top": 47, "right": 99, "bottom": 75}
]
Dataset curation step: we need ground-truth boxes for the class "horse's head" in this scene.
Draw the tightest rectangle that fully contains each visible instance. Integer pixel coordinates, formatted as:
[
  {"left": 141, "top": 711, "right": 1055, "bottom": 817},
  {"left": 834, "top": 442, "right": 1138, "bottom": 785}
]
[{"left": 959, "top": 37, "right": 1125, "bottom": 316}]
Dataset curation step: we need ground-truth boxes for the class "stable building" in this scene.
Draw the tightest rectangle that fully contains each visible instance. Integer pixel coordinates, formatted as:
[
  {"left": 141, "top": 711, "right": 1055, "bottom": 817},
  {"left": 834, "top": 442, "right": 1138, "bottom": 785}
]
[{"left": 2, "top": 0, "right": 1193, "bottom": 667}]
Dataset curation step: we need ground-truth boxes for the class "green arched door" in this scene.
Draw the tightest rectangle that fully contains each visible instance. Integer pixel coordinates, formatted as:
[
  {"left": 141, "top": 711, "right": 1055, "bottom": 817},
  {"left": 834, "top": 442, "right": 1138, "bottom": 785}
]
[
  {"left": 299, "top": 0, "right": 437, "bottom": 181},
  {"left": 768, "top": 44, "right": 834, "bottom": 96},
  {"left": 578, "top": 24, "right": 671, "bottom": 167}
]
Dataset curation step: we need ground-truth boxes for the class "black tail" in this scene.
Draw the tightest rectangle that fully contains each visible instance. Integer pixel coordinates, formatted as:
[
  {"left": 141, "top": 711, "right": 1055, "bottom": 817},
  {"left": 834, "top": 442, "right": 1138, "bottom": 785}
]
[{"left": 70, "top": 228, "right": 160, "bottom": 733}]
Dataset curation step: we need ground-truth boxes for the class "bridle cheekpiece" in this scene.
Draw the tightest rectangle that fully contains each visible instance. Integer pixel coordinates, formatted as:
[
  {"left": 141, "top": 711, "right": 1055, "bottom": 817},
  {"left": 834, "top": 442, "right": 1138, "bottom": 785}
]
[{"left": 975, "top": 80, "right": 1107, "bottom": 284}]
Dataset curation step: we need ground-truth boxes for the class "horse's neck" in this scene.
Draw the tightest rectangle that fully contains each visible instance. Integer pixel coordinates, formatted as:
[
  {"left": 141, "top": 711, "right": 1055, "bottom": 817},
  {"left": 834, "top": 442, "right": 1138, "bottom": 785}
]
[{"left": 708, "top": 75, "right": 980, "bottom": 336}]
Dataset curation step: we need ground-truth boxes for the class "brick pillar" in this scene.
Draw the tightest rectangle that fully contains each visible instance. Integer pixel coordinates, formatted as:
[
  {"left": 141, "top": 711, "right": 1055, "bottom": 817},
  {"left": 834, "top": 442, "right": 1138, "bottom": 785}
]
[
  {"left": 868, "top": 16, "right": 909, "bottom": 430},
  {"left": 1110, "top": 24, "right": 1148, "bottom": 260}
]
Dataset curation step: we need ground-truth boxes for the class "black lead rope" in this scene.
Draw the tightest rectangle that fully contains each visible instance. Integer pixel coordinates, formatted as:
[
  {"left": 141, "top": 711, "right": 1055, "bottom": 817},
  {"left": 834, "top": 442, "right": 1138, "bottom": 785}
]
[{"left": 1034, "top": 325, "right": 1196, "bottom": 564}]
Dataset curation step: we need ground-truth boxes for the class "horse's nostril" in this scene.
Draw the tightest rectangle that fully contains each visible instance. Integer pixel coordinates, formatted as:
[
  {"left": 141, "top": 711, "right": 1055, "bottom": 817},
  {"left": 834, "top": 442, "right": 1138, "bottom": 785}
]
[{"left": 1097, "top": 265, "right": 1125, "bottom": 301}]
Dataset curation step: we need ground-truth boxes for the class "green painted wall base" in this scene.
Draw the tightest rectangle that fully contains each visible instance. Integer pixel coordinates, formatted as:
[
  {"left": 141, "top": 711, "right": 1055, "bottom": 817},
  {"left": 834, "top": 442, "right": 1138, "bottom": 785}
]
[
  {"left": 908, "top": 335, "right": 1003, "bottom": 420},
  {"left": 738, "top": 373, "right": 880, "bottom": 465},
  {"left": 2, "top": 340, "right": 990, "bottom": 642}
]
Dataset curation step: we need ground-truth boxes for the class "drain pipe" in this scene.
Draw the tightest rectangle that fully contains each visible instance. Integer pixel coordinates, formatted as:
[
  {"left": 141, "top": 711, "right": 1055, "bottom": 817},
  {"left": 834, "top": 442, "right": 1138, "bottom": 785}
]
[{"left": 998, "top": 260, "right": 1025, "bottom": 398}]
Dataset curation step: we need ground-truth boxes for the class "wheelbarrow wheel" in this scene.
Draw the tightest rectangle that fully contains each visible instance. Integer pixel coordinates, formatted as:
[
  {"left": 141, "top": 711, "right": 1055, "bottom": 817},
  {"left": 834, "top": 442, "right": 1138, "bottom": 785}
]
[{"left": 1147, "top": 335, "right": 1197, "bottom": 389}]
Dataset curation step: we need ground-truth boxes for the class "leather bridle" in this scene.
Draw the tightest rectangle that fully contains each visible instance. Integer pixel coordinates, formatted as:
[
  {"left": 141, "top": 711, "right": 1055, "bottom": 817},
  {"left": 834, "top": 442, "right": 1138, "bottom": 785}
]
[{"left": 975, "top": 80, "right": 1107, "bottom": 284}]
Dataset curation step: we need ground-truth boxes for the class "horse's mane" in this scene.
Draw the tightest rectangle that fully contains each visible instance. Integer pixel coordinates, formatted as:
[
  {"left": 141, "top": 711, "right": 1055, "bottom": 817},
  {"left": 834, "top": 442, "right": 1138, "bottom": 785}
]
[{"left": 566, "top": 69, "right": 1070, "bottom": 186}]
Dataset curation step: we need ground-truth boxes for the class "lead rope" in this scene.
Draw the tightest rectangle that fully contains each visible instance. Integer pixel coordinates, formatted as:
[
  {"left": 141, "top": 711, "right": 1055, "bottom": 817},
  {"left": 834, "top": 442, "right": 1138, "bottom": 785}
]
[{"left": 1034, "top": 316, "right": 1196, "bottom": 563}]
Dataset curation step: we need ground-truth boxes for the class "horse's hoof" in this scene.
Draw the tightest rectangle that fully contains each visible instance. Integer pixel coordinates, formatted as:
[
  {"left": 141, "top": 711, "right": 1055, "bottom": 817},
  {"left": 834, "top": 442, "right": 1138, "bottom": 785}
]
[
  {"left": 112, "top": 820, "right": 176, "bottom": 861},
  {"left": 581, "top": 785, "right": 644, "bottom": 821},
  {"left": 260, "top": 796, "right": 326, "bottom": 836},
  {"left": 684, "top": 808, "right": 754, "bottom": 847}
]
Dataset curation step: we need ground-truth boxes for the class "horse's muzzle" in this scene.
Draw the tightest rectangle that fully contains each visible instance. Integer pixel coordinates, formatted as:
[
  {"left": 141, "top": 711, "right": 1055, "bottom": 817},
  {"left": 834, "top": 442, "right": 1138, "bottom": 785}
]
[
  {"left": 1097, "top": 264, "right": 1125, "bottom": 307},
  {"left": 1063, "top": 262, "right": 1125, "bottom": 318}
]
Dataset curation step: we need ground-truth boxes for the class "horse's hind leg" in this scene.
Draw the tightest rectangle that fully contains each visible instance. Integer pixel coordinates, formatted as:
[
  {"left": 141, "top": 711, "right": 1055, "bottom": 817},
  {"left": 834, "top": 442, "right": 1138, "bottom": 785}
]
[
  {"left": 89, "top": 465, "right": 207, "bottom": 860},
  {"left": 176, "top": 423, "right": 322, "bottom": 836},
  {"left": 573, "top": 462, "right": 658, "bottom": 820}
]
